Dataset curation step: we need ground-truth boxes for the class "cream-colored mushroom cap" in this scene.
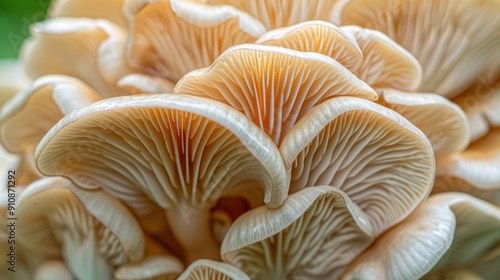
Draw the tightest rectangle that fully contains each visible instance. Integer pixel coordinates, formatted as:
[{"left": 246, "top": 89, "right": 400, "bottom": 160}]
[
  {"left": 434, "top": 128, "right": 500, "bottom": 204},
  {"left": 342, "top": 193, "right": 500, "bottom": 279},
  {"left": 175, "top": 44, "right": 377, "bottom": 144},
  {"left": 256, "top": 21, "right": 363, "bottom": 71},
  {"left": 115, "top": 255, "right": 184, "bottom": 280},
  {"left": 17, "top": 177, "right": 145, "bottom": 280},
  {"left": 208, "top": 0, "right": 342, "bottom": 29},
  {"left": 378, "top": 89, "right": 470, "bottom": 158},
  {"left": 34, "top": 260, "right": 73, "bottom": 280},
  {"left": 124, "top": 0, "right": 266, "bottom": 83},
  {"left": 222, "top": 186, "right": 373, "bottom": 279},
  {"left": 0, "top": 59, "right": 30, "bottom": 107},
  {"left": 48, "top": 0, "right": 127, "bottom": 28},
  {"left": 35, "top": 94, "right": 288, "bottom": 263},
  {"left": 177, "top": 259, "right": 251, "bottom": 280},
  {"left": 280, "top": 97, "right": 435, "bottom": 235},
  {"left": 21, "top": 18, "right": 130, "bottom": 97},
  {"left": 339, "top": 0, "right": 500, "bottom": 98}
]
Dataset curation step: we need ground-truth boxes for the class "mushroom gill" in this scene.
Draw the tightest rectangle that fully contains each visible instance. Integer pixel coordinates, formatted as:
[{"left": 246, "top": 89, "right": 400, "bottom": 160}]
[{"left": 35, "top": 94, "right": 288, "bottom": 263}]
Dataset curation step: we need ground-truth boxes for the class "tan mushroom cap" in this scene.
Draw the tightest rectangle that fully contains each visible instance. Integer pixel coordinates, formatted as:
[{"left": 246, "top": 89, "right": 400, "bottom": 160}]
[
  {"left": 17, "top": 177, "right": 145, "bottom": 280},
  {"left": 379, "top": 89, "right": 470, "bottom": 158},
  {"left": 0, "top": 59, "right": 30, "bottom": 107},
  {"left": 340, "top": 25, "right": 422, "bottom": 91},
  {"left": 21, "top": 18, "right": 131, "bottom": 98},
  {"left": 48, "top": 0, "right": 127, "bottom": 28},
  {"left": 433, "top": 128, "right": 500, "bottom": 204},
  {"left": 452, "top": 76, "right": 500, "bottom": 142},
  {"left": 0, "top": 75, "right": 100, "bottom": 155},
  {"left": 175, "top": 44, "right": 377, "bottom": 144},
  {"left": 124, "top": 0, "right": 266, "bottom": 83},
  {"left": 208, "top": 0, "right": 341, "bottom": 29},
  {"left": 342, "top": 192, "right": 500, "bottom": 280},
  {"left": 178, "top": 259, "right": 251, "bottom": 280},
  {"left": 117, "top": 74, "right": 175, "bottom": 94},
  {"left": 35, "top": 94, "right": 288, "bottom": 262},
  {"left": 256, "top": 21, "right": 363, "bottom": 71},
  {"left": 222, "top": 186, "right": 373, "bottom": 280},
  {"left": 280, "top": 97, "right": 435, "bottom": 235},
  {"left": 339, "top": 0, "right": 500, "bottom": 98}
]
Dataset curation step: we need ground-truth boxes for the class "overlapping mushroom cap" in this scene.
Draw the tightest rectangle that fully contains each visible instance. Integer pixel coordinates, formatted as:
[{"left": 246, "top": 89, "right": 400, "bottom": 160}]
[
  {"left": 17, "top": 177, "right": 145, "bottom": 280},
  {"left": 124, "top": 0, "right": 267, "bottom": 83},
  {"left": 342, "top": 192, "right": 500, "bottom": 279},
  {"left": 35, "top": 93, "right": 288, "bottom": 263}
]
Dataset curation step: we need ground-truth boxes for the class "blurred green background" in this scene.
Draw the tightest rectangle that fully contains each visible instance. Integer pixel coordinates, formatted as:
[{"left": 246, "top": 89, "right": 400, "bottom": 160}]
[{"left": 0, "top": 0, "right": 51, "bottom": 58}]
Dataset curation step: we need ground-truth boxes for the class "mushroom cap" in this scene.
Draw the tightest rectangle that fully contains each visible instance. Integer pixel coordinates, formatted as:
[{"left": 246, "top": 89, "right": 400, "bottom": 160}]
[
  {"left": 17, "top": 177, "right": 145, "bottom": 271},
  {"left": 34, "top": 260, "right": 73, "bottom": 280},
  {"left": 379, "top": 89, "right": 470, "bottom": 158},
  {"left": 0, "top": 75, "right": 100, "bottom": 155},
  {"left": 342, "top": 192, "right": 500, "bottom": 280},
  {"left": 114, "top": 255, "right": 184, "bottom": 280},
  {"left": 208, "top": 0, "right": 342, "bottom": 29},
  {"left": 175, "top": 44, "right": 377, "bottom": 144},
  {"left": 280, "top": 97, "right": 435, "bottom": 234},
  {"left": 124, "top": 0, "right": 266, "bottom": 82},
  {"left": 35, "top": 94, "right": 288, "bottom": 213},
  {"left": 177, "top": 259, "right": 251, "bottom": 280},
  {"left": 340, "top": 25, "right": 422, "bottom": 91},
  {"left": 48, "top": 0, "right": 127, "bottom": 28},
  {"left": 117, "top": 74, "right": 175, "bottom": 94},
  {"left": 452, "top": 75, "right": 500, "bottom": 142},
  {"left": 339, "top": 0, "right": 500, "bottom": 98},
  {"left": 434, "top": 128, "right": 500, "bottom": 204},
  {"left": 256, "top": 21, "right": 364, "bottom": 71},
  {"left": 21, "top": 18, "right": 131, "bottom": 98},
  {"left": 221, "top": 186, "right": 373, "bottom": 279},
  {"left": 0, "top": 59, "right": 30, "bottom": 107}
]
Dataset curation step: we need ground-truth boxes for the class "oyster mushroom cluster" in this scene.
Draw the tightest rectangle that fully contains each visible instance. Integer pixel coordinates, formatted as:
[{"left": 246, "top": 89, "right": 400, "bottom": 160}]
[{"left": 1, "top": 0, "right": 500, "bottom": 279}]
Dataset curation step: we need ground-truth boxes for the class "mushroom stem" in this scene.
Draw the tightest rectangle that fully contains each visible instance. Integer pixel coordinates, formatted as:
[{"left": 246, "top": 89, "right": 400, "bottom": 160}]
[{"left": 165, "top": 203, "right": 221, "bottom": 264}]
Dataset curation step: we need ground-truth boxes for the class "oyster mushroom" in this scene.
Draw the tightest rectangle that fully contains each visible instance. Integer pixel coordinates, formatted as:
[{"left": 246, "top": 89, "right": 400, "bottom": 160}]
[
  {"left": 342, "top": 192, "right": 500, "bottom": 280},
  {"left": 35, "top": 94, "right": 288, "bottom": 263},
  {"left": 0, "top": 59, "right": 30, "bottom": 106},
  {"left": 124, "top": 0, "right": 266, "bottom": 83},
  {"left": 339, "top": 0, "right": 500, "bottom": 98},
  {"left": 21, "top": 18, "right": 131, "bottom": 97},
  {"left": 208, "top": 0, "right": 341, "bottom": 29},
  {"left": 0, "top": 75, "right": 101, "bottom": 185},
  {"left": 17, "top": 177, "right": 145, "bottom": 280},
  {"left": 48, "top": 0, "right": 127, "bottom": 28},
  {"left": 175, "top": 44, "right": 378, "bottom": 144},
  {"left": 34, "top": 260, "right": 73, "bottom": 280},
  {"left": 222, "top": 186, "right": 373, "bottom": 279},
  {"left": 280, "top": 97, "right": 435, "bottom": 234},
  {"left": 178, "top": 259, "right": 251, "bottom": 280}
]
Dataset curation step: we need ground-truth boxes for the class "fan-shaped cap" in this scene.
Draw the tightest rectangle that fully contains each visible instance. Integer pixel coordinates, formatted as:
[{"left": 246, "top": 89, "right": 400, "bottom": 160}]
[
  {"left": 256, "top": 21, "right": 363, "bottom": 71},
  {"left": 21, "top": 18, "right": 131, "bottom": 98},
  {"left": 124, "top": 0, "right": 266, "bottom": 83},
  {"left": 115, "top": 255, "right": 184, "bottom": 280},
  {"left": 175, "top": 44, "right": 377, "bottom": 144},
  {"left": 49, "top": 0, "right": 127, "bottom": 28},
  {"left": 35, "top": 94, "right": 288, "bottom": 262},
  {"left": 452, "top": 77, "right": 500, "bottom": 142},
  {"left": 117, "top": 74, "right": 175, "bottom": 94},
  {"left": 434, "top": 128, "right": 500, "bottom": 204},
  {"left": 222, "top": 186, "right": 373, "bottom": 279},
  {"left": 379, "top": 89, "right": 470, "bottom": 158},
  {"left": 208, "top": 0, "right": 342, "bottom": 29},
  {"left": 340, "top": 25, "right": 422, "bottom": 91},
  {"left": 0, "top": 75, "right": 100, "bottom": 155},
  {"left": 342, "top": 192, "right": 500, "bottom": 280},
  {"left": 280, "top": 97, "right": 435, "bottom": 235},
  {"left": 17, "top": 177, "right": 145, "bottom": 280},
  {"left": 178, "top": 259, "right": 251, "bottom": 280},
  {"left": 0, "top": 59, "right": 30, "bottom": 107},
  {"left": 339, "top": 0, "right": 500, "bottom": 98}
]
